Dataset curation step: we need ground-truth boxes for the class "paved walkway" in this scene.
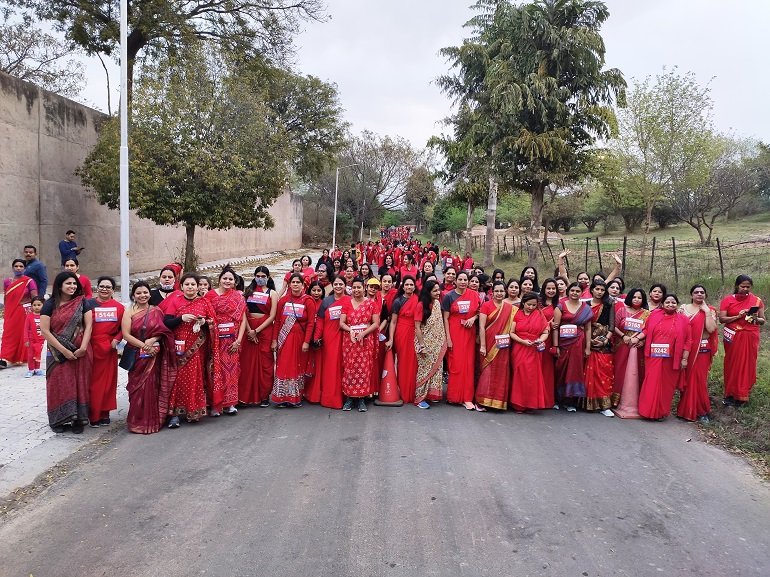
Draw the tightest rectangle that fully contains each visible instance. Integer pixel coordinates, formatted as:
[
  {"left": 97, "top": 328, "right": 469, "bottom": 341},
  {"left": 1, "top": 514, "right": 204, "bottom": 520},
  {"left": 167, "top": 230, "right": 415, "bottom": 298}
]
[{"left": 0, "top": 248, "right": 320, "bottom": 496}]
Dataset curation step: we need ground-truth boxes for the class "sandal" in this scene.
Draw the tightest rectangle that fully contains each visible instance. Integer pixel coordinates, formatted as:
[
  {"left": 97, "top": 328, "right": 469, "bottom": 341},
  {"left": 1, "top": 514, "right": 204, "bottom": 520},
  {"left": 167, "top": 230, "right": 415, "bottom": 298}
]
[
  {"left": 463, "top": 402, "right": 476, "bottom": 410},
  {"left": 474, "top": 404, "right": 487, "bottom": 412}
]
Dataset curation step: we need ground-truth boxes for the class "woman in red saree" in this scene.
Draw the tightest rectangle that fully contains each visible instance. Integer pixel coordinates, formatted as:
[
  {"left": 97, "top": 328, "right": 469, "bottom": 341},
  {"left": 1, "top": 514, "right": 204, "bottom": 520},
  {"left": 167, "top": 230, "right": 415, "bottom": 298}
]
[
  {"left": 271, "top": 273, "right": 316, "bottom": 407},
  {"left": 510, "top": 292, "right": 551, "bottom": 411},
  {"left": 477, "top": 282, "right": 515, "bottom": 410},
  {"left": 583, "top": 281, "right": 616, "bottom": 416},
  {"left": 40, "top": 272, "right": 93, "bottom": 434},
  {"left": 302, "top": 281, "right": 326, "bottom": 403},
  {"left": 386, "top": 276, "right": 419, "bottom": 404},
  {"left": 314, "top": 277, "right": 348, "bottom": 409},
  {"left": 339, "top": 278, "right": 380, "bottom": 412},
  {"left": 539, "top": 279, "right": 559, "bottom": 408},
  {"left": 205, "top": 267, "right": 247, "bottom": 416},
  {"left": 1, "top": 259, "right": 38, "bottom": 367},
  {"left": 121, "top": 281, "right": 177, "bottom": 434},
  {"left": 612, "top": 289, "right": 650, "bottom": 418},
  {"left": 414, "top": 280, "right": 446, "bottom": 408},
  {"left": 638, "top": 294, "right": 691, "bottom": 420},
  {"left": 676, "top": 285, "right": 718, "bottom": 422},
  {"left": 442, "top": 271, "right": 481, "bottom": 410},
  {"left": 239, "top": 266, "right": 277, "bottom": 407},
  {"left": 160, "top": 273, "right": 221, "bottom": 427},
  {"left": 63, "top": 258, "right": 93, "bottom": 299},
  {"left": 552, "top": 282, "right": 593, "bottom": 412},
  {"left": 719, "top": 274, "right": 765, "bottom": 406},
  {"left": 88, "top": 276, "right": 124, "bottom": 426}
]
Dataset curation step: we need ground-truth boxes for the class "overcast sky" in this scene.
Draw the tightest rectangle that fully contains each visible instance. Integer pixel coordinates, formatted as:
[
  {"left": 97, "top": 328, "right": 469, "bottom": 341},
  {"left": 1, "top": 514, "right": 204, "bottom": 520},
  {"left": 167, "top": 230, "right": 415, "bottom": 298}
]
[{"left": 81, "top": 0, "right": 769, "bottom": 149}]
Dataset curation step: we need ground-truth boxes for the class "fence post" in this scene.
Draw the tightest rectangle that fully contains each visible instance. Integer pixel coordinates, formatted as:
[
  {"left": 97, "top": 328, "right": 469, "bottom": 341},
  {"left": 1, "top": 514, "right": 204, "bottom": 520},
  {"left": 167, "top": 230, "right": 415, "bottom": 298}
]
[
  {"left": 497, "top": 237, "right": 500, "bottom": 255},
  {"left": 539, "top": 243, "right": 547, "bottom": 264},
  {"left": 584, "top": 238, "right": 589, "bottom": 272},
  {"left": 596, "top": 237, "right": 603, "bottom": 272},
  {"left": 546, "top": 242, "right": 556, "bottom": 266},
  {"left": 621, "top": 236, "right": 627, "bottom": 277},
  {"left": 672, "top": 237, "right": 678, "bottom": 286},
  {"left": 560, "top": 238, "right": 569, "bottom": 271},
  {"left": 716, "top": 237, "right": 725, "bottom": 284},
  {"left": 649, "top": 237, "right": 656, "bottom": 278}
]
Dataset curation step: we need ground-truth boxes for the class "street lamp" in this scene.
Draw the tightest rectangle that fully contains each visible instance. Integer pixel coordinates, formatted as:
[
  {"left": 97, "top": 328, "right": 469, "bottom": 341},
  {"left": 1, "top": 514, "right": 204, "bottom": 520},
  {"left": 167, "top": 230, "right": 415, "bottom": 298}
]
[
  {"left": 119, "top": 0, "right": 129, "bottom": 303},
  {"left": 331, "top": 163, "right": 358, "bottom": 253}
]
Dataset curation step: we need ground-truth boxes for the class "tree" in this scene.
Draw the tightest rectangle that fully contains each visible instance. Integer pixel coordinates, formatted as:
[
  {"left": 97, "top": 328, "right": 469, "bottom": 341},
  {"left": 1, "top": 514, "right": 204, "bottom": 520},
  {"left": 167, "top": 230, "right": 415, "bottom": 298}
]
[
  {"left": 438, "top": 0, "right": 625, "bottom": 265},
  {"left": 579, "top": 185, "right": 612, "bottom": 232},
  {"left": 0, "top": 6, "right": 84, "bottom": 96},
  {"left": 404, "top": 166, "right": 438, "bottom": 233},
  {"left": 591, "top": 150, "right": 646, "bottom": 232},
  {"left": 12, "top": 0, "right": 325, "bottom": 103},
  {"left": 78, "top": 42, "right": 293, "bottom": 271}
]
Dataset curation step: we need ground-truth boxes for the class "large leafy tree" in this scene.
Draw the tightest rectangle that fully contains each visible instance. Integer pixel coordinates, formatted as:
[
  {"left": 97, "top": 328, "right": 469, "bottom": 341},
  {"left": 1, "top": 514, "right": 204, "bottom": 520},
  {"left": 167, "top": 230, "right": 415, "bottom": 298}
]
[{"left": 438, "top": 0, "right": 625, "bottom": 265}]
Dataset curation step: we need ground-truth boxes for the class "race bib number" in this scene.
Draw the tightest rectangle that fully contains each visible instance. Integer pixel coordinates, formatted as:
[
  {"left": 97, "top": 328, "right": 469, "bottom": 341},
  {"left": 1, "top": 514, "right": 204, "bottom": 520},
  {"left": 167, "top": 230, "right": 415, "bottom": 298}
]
[
  {"left": 650, "top": 343, "right": 671, "bottom": 358},
  {"left": 624, "top": 317, "right": 643, "bottom": 333},
  {"left": 495, "top": 334, "right": 510, "bottom": 349},
  {"left": 34, "top": 317, "right": 41, "bottom": 336},
  {"left": 328, "top": 305, "right": 342, "bottom": 320},
  {"left": 139, "top": 343, "right": 160, "bottom": 359},
  {"left": 217, "top": 322, "right": 236, "bottom": 338},
  {"left": 559, "top": 324, "right": 578, "bottom": 339},
  {"left": 457, "top": 300, "right": 471, "bottom": 314},
  {"left": 22, "top": 302, "right": 32, "bottom": 315},
  {"left": 175, "top": 340, "right": 185, "bottom": 356},
  {"left": 699, "top": 338, "right": 711, "bottom": 354},
  {"left": 723, "top": 327, "right": 736, "bottom": 344},
  {"left": 536, "top": 341, "right": 546, "bottom": 352},
  {"left": 351, "top": 324, "right": 368, "bottom": 338},
  {"left": 94, "top": 307, "right": 119, "bottom": 323},
  {"left": 283, "top": 303, "right": 305, "bottom": 318},
  {"left": 247, "top": 292, "right": 269, "bottom": 306}
]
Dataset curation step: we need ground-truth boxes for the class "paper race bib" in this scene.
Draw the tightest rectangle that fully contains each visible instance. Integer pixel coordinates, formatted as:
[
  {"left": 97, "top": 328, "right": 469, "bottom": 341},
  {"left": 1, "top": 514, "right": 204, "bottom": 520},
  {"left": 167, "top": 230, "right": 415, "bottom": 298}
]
[
  {"left": 699, "top": 338, "right": 711, "bottom": 353},
  {"left": 351, "top": 324, "right": 368, "bottom": 337},
  {"left": 247, "top": 292, "right": 269, "bottom": 306},
  {"left": 495, "top": 334, "right": 510, "bottom": 349},
  {"left": 94, "top": 307, "right": 119, "bottom": 323},
  {"left": 283, "top": 303, "right": 305, "bottom": 318},
  {"left": 624, "top": 317, "right": 643, "bottom": 333},
  {"left": 175, "top": 340, "right": 185, "bottom": 356},
  {"left": 139, "top": 343, "right": 160, "bottom": 359},
  {"left": 723, "top": 327, "right": 736, "bottom": 344},
  {"left": 22, "top": 302, "right": 32, "bottom": 315},
  {"left": 559, "top": 324, "right": 578, "bottom": 339},
  {"left": 328, "top": 305, "right": 342, "bottom": 320},
  {"left": 456, "top": 300, "right": 471, "bottom": 314},
  {"left": 34, "top": 317, "right": 41, "bottom": 336},
  {"left": 217, "top": 322, "right": 236, "bottom": 338},
  {"left": 650, "top": 343, "right": 671, "bottom": 358},
  {"left": 536, "top": 341, "right": 546, "bottom": 352}
]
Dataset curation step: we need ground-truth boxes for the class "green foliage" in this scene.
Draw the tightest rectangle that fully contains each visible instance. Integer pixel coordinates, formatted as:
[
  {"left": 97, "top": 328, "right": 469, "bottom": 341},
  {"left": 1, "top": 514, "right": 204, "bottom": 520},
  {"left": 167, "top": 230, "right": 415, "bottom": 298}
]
[
  {"left": 404, "top": 166, "right": 438, "bottom": 229},
  {"left": 431, "top": 196, "right": 473, "bottom": 235}
]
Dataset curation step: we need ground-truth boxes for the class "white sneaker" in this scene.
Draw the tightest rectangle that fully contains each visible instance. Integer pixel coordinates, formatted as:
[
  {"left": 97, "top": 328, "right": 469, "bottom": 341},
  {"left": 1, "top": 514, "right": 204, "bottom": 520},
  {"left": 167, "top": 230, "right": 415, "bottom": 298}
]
[
  {"left": 24, "top": 371, "right": 34, "bottom": 378},
  {"left": 553, "top": 404, "right": 560, "bottom": 410},
  {"left": 601, "top": 409, "right": 615, "bottom": 417},
  {"left": 566, "top": 406, "right": 577, "bottom": 412},
  {"left": 210, "top": 410, "right": 221, "bottom": 417}
]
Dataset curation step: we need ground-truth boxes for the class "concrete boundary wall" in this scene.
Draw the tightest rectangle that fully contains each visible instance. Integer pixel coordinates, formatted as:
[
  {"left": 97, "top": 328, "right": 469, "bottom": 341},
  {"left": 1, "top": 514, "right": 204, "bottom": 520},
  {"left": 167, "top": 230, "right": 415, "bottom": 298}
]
[{"left": 0, "top": 72, "right": 302, "bottom": 279}]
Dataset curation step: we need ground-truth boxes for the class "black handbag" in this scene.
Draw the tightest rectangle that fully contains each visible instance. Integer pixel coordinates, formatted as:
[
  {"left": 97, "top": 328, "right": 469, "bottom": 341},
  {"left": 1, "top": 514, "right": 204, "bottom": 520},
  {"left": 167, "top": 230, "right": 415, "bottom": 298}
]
[{"left": 119, "top": 309, "right": 149, "bottom": 372}]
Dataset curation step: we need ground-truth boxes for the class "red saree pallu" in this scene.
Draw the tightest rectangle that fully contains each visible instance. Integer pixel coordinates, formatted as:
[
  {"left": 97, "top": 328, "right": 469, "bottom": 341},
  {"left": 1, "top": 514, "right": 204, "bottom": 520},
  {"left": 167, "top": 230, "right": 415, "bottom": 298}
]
[
  {"left": 166, "top": 296, "right": 220, "bottom": 420},
  {"left": 677, "top": 307, "right": 717, "bottom": 421},
  {"left": 476, "top": 300, "right": 514, "bottom": 410},
  {"left": 318, "top": 297, "right": 346, "bottom": 409},
  {"left": 511, "top": 308, "right": 552, "bottom": 410},
  {"left": 443, "top": 290, "right": 481, "bottom": 404},
  {"left": 89, "top": 298, "right": 124, "bottom": 423},
  {"left": 721, "top": 293, "right": 762, "bottom": 401},
  {"left": 393, "top": 294, "right": 419, "bottom": 404},
  {"left": 46, "top": 297, "right": 93, "bottom": 427},
  {"left": 583, "top": 302, "right": 615, "bottom": 411},
  {"left": 126, "top": 308, "right": 177, "bottom": 434},
  {"left": 1, "top": 275, "right": 36, "bottom": 364},
  {"left": 272, "top": 294, "right": 316, "bottom": 405},
  {"left": 206, "top": 289, "right": 246, "bottom": 411},
  {"left": 555, "top": 302, "right": 592, "bottom": 401},
  {"left": 238, "top": 316, "right": 274, "bottom": 404},
  {"left": 638, "top": 312, "right": 690, "bottom": 419},
  {"left": 415, "top": 300, "right": 446, "bottom": 404},
  {"left": 341, "top": 298, "right": 377, "bottom": 398}
]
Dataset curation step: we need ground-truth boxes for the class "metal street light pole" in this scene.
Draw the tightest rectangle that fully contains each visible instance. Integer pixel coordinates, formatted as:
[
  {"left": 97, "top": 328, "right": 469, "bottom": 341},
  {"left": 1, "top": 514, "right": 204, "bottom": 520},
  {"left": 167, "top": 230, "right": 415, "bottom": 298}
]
[
  {"left": 119, "top": 0, "right": 129, "bottom": 303},
  {"left": 331, "top": 163, "right": 358, "bottom": 252}
]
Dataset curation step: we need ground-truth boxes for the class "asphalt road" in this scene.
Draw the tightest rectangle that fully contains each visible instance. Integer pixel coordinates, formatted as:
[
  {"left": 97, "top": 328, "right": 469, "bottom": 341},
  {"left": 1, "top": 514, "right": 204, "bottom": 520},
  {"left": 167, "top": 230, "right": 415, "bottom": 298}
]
[{"left": 1, "top": 404, "right": 769, "bottom": 577}]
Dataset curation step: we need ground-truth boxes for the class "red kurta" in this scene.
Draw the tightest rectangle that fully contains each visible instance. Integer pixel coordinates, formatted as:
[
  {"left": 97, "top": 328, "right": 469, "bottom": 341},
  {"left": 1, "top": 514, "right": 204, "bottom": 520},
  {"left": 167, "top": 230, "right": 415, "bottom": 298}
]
[
  {"left": 511, "top": 308, "right": 552, "bottom": 410},
  {"left": 442, "top": 289, "right": 481, "bottom": 404},
  {"left": 89, "top": 297, "right": 124, "bottom": 423},
  {"left": 720, "top": 293, "right": 763, "bottom": 402}
]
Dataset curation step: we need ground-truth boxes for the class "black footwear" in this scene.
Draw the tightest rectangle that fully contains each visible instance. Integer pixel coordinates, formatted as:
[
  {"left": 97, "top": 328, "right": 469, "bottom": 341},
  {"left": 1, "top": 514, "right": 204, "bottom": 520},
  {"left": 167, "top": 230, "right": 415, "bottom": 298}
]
[
  {"left": 52, "top": 425, "right": 66, "bottom": 433},
  {"left": 342, "top": 398, "right": 353, "bottom": 411},
  {"left": 168, "top": 416, "right": 180, "bottom": 429},
  {"left": 698, "top": 415, "right": 711, "bottom": 424},
  {"left": 358, "top": 399, "right": 367, "bottom": 412},
  {"left": 89, "top": 422, "right": 101, "bottom": 428},
  {"left": 100, "top": 418, "right": 111, "bottom": 426},
  {"left": 0, "top": 359, "right": 7, "bottom": 369},
  {"left": 722, "top": 397, "right": 735, "bottom": 406},
  {"left": 259, "top": 399, "right": 271, "bottom": 408},
  {"left": 71, "top": 423, "right": 84, "bottom": 434}
]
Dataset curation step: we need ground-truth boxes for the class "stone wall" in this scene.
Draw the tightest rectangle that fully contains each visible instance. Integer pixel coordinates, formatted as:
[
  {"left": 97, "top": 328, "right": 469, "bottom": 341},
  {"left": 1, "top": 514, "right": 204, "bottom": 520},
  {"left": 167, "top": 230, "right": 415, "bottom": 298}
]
[{"left": 0, "top": 72, "right": 302, "bottom": 279}]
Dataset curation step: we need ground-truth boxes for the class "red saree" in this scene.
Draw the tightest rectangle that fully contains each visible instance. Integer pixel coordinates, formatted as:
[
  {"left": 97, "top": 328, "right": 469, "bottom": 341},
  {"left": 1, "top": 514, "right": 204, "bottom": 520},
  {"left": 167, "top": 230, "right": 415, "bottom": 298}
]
[
  {"left": 1, "top": 275, "right": 36, "bottom": 363},
  {"left": 511, "top": 308, "right": 552, "bottom": 410},
  {"left": 476, "top": 300, "right": 514, "bottom": 410},
  {"left": 272, "top": 294, "right": 316, "bottom": 405},
  {"left": 583, "top": 301, "right": 615, "bottom": 411},
  {"left": 206, "top": 289, "right": 246, "bottom": 410},
  {"left": 442, "top": 289, "right": 481, "bottom": 404},
  {"left": 239, "top": 289, "right": 274, "bottom": 404},
  {"left": 341, "top": 298, "right": 377, "bottom": 398},
  {"left": 392, "top": 294, "right": 419, "bottom": 404},
  {"left": 89, "top": 298, "right": 124, "bottom": 423},
  {"left": 720, "top": 293, "right": 762, "bottom": 402},
  {"left": 540, "top": 305, "right": 556, "bottom": 405},
  {"left": 45, "top": 297, "right": 93, "bottom": 427},
  {"left": 303, "top": 296, "right": 324, "bottom": 403},
  {"left": 677, "top": 306, "right": 717, "bottom": 421},
  {"left": 613, "top": 306, "right": 650, "bottom": 418},
  {"left": 316, "top": 295, "right": 347, "bottom": 408},
  {"left": 414, "top": 300, "right": 446, "bottom": 403},
  {"left": 555, "top": 302, "right": 592, "bottom": 401},
  {"left": 125, "top": 307, "right": 177, "bottom": 434},
  {"left": 638, "top": 312, "right": 690, "bottom": 420}
]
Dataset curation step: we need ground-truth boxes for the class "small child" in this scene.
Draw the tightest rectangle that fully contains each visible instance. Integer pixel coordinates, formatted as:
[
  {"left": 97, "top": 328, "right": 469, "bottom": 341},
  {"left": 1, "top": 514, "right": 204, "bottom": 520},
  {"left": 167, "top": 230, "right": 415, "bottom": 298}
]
[{"left": 25, "top": 297, "right": 45, "bottom": 377}]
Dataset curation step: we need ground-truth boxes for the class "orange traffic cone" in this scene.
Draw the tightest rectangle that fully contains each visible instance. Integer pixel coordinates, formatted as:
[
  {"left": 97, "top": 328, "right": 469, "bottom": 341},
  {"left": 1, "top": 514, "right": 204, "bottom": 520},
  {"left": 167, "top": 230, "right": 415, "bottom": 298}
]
[{"left": 374, "top": 350, "right": 403, "bottom": 406}]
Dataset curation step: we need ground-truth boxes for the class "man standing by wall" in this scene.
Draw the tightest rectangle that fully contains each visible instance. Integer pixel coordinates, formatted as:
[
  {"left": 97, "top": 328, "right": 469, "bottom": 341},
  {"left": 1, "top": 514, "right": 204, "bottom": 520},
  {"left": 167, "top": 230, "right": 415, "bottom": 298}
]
[
  {"left": 58, "top": 230, "right": 83, "bottom": 266},
  {"left": 23, "top": 245, "right": 48, "bottom": 297}
]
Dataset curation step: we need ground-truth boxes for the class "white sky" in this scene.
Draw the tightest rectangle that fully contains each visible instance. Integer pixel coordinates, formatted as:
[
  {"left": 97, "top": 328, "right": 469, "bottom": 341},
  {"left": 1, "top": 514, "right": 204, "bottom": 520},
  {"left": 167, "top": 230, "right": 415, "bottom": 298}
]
[{"left": 81, "top": 0, "right": 769, "bottom": 149}]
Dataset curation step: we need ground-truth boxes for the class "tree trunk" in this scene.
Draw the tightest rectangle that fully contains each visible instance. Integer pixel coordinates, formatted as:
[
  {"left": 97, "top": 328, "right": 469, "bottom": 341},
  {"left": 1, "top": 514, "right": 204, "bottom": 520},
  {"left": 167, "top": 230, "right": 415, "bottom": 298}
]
[
  {"left": 184, "top": 223, "right": 196, "bottom": 272},
  {"left": 464, "top": 200, "right": 474, "bottom": 256},
  {"left": 484, "top": 176, "right": 498, "bottom": 267},
  {"left": 639, "top": 200, "right": 655, "bottom": 262},
  {"left": 528, "top": 182, "right": 546, "bottom": 267}
]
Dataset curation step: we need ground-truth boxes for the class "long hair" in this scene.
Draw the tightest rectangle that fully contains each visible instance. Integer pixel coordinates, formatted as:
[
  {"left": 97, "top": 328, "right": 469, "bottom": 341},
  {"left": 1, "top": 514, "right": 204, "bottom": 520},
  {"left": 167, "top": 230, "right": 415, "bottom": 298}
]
[
  {"left": 244, "top": 265, "right": 276, "bottom": 297},
  {"left": 419, "top": 279, "right": 440, "bottom": 322},
  {"left": 51, "top": 271, "right": 83, "bottom": 306},
  {"left": 539, "top": 278, "right": 559, "bottom": 308}
]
